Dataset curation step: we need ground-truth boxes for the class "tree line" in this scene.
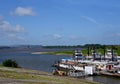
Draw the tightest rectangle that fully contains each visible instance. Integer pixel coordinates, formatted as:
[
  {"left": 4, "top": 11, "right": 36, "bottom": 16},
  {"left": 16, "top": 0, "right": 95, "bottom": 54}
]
[{"left": 43, "top": 44, "right": 120, "bottom": 49}]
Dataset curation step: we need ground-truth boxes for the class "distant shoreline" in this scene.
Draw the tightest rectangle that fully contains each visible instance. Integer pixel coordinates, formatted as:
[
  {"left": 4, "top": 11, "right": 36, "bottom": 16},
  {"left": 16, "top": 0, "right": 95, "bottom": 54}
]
[
  {"left": 31, "top": 52, "right": 48, "bottom": 54},
  {"left": 31, "top": 51, "right": 73, "bottom": 56}
]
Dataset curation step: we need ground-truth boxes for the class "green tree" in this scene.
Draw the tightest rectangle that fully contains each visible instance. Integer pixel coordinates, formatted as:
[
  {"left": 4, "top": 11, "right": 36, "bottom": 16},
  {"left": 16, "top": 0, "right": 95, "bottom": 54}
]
[{"left": 2, "top": 59, "right": 19, "bottom": 68}]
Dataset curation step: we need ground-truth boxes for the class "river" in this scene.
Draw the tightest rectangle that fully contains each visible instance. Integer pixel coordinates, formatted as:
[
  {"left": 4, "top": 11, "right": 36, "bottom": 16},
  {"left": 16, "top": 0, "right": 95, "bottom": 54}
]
[{"left": 0, "top": 52, "right": 120, "bottom": 84}]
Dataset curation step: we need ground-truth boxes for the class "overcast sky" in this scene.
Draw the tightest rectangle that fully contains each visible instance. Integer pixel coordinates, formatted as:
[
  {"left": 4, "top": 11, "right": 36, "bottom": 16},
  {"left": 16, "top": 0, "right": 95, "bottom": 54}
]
[{"left": 0, "top": 0, "right": 120, "bottom": 45}]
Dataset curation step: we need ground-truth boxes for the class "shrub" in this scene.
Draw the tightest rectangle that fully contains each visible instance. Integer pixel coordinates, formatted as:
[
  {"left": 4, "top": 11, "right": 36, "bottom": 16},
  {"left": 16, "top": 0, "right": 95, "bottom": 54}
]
[{"left": 2, "top": 59, "right": 19, "bottom": 68}]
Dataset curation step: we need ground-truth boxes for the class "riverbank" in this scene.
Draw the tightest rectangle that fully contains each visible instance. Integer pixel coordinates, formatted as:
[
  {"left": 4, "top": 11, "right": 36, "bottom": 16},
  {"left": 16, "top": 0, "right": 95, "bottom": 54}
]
[
  {"left": 32, "top": 47, "right": 120, "bottom": 56},
  {"left": 31, "top": 51, "right": 73, "bottom": 56},
  {"left": 0, "top": 66, "right": 100, "bottom": 84}
]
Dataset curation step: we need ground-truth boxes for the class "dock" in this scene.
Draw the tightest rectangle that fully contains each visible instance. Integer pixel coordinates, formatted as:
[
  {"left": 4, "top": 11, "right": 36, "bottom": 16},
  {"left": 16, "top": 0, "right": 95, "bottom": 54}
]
[{"left": 98, "top": 71, "right": 120, "bottom": 77}]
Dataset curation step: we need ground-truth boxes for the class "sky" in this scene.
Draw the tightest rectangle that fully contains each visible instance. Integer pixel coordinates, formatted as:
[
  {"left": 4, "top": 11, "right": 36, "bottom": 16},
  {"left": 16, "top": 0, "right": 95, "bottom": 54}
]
[{"left": 0, "top": 0, "right": 120, "bottom": 46}]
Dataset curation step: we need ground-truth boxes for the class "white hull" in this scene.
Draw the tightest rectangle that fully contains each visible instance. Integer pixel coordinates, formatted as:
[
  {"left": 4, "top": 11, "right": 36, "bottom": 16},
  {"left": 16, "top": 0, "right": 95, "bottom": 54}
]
[{"left": 59, "top": 63, "right": 84, "bottom": 71}]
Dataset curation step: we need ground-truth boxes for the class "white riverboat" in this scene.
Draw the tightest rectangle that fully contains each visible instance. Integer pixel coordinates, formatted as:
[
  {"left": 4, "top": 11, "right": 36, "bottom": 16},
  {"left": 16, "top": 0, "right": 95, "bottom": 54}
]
[
  {"left": 52, "top": 50, "right": 96, "bottom": 76},
  {"left": 52, "top": 49, "right": 120, "bottom": 76}
]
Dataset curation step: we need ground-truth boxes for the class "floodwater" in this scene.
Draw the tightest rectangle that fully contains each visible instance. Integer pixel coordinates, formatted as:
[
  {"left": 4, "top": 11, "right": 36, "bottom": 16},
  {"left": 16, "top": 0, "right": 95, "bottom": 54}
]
[{"left": 0, "top": 52, "right": 120, "bottom": 84}]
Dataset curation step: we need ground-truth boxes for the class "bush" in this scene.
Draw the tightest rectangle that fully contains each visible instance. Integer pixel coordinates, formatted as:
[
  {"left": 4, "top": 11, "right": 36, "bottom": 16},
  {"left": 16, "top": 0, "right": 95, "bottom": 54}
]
[{"left": 2, "top": 59, "right": 19, "bottom": 68}]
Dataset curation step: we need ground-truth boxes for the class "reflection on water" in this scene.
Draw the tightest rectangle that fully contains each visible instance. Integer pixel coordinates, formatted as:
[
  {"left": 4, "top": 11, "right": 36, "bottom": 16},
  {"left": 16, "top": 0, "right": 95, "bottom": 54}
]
[
  {"left": 0, "top": 52, "right": 120, "bottom": 84},
  {"left": 85, "top": 76, "right": 120, "bottom": 84}
]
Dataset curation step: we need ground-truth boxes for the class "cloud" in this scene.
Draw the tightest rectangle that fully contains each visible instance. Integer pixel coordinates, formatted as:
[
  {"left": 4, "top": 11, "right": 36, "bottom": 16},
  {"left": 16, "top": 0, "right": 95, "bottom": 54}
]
[
  {"left": 0, "top": 15, "right": 26, "bottom": 41},
  {"left": 11, "top": 7, "right": 36, "bottom": 16},
  {"left": 44, "top": 34, "right": 62, "bottom": 39},
  {"left": 0, "top": 21, "right": 25, "bottom": 33},
  {"left": 69, "top": 35, "right": 81, "bottom": 40},
  {"left": 14, "top": 25, "right": 25, "bottom": 33},
  {"left": 80, "top": 16, "right": 98, "bottom": 24},
  {"left": 7, "top": 33, "right": 25, "bottom": 40},
  {"left": 53, "top": 34, "right": 62, "bottom": 39}
]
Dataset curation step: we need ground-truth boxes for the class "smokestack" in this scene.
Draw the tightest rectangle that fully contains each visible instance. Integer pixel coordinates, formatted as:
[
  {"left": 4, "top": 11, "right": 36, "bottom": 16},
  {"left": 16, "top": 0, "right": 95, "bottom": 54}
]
[
  {"left": 103, "top": 45, "right": 106, "bottom": 60},
  {"left": 87, "top": 47, "right": 90, "bottom": 56},
  {"left": 93, "top": 47, "right": 96, "bottom": 60},
  {"left": 111, "top": 46, "right": 114, "bottom": 61}
]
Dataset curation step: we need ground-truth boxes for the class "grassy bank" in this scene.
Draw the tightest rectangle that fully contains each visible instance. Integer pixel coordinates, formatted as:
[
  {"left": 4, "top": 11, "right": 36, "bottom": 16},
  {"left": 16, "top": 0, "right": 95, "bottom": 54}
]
[
  {"left": 44, "top": 51, "right": 74, "bottom": 56},
  {"left": 41, "top": 48, "right": 120, "bottom": 56},
  {"left": 0, "top": 66, "right": 100, "bottom": 84}
]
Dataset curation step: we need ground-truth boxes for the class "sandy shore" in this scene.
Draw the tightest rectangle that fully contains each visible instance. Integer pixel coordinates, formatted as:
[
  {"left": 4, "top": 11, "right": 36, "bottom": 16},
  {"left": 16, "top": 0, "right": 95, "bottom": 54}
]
[
  {"left": 31, "top": 52, "right": 48, "bottom": 54},
  {"left": 31, "top": 51, "right": 73, "bottom": 56}
]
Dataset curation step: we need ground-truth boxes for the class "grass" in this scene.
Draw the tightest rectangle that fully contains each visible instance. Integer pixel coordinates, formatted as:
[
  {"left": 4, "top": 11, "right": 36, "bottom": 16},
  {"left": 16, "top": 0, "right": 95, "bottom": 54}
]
[
  {"left": 45, "top": 50, "right": 74, "bottom": 56},
  {"left": 0, "top": 66, "right": 100, "bottom": 84}
]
